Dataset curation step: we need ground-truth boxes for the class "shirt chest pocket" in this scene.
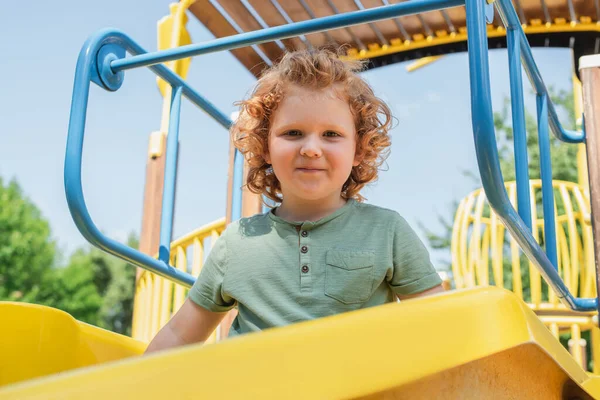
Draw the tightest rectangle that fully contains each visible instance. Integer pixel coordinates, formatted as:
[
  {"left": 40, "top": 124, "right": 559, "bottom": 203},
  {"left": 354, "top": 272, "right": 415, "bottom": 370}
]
[{"left": 324, "top": 250, "right": 375, "bottom": 304}]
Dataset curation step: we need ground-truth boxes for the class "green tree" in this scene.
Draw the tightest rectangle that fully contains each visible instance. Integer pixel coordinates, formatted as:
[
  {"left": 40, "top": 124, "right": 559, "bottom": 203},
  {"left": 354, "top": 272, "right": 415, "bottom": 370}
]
[
  {"left": 34, "top": 235, "right": 138, "bottom": 333},
  {"left": 97, "top": 234, "right": 138, "bottom": 335},
  {"left": 35, "top": 253, "right": 105, "bottom": 324},
  {"left": 41, "top": 235, "right": 139, "bottom": 334},
  {"left": 422, "top": 88, "right": 579, "bottom": 271},
  {"left": 0, "top": 177, "right": 56, "bottom": 302},
  {"left": 0, "top": 175, "right": 139, "bottom": 335}
]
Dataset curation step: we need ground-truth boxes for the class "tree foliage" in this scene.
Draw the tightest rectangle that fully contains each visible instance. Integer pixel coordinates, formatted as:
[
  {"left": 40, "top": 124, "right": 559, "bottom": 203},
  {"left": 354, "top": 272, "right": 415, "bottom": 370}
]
[
  {"left": 422, "top": 88, "right": 579, "bottom": 270},
  {"left": 0, "top": 176, "right": 138, "bottom": 335}
]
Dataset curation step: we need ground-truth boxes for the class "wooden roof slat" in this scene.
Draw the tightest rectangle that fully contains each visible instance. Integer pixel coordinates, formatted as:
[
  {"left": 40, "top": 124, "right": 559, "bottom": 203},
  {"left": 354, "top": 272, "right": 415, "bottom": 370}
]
[
  {"left": 572, "top": 0, "right": 599, "bottom": 21},
  {"left": 188, "top": 0, "right": 265, "bottom": 74},
  {"left": 388, "top": 0, "right": 451, "bottom": 39},
  {"left": 302, "top": 0, "right": 362, "bottom": 48},
  {"left": 272, "top": 0, "right": 331, "bottom": 49},
  {"left": 349, "top": 0, "right": 390, "bottom": 45},
  {"left": 296, "top": 0, "right": 339, "bottom": 45},
  {"left": 218, "top": 1, "right": 283, "bottom": 61},
  {"left": 247, "top": 0, "right": 307, "bottom": 53},
  {"left": 329, "top": 0, "right": 378, "bottom": 45},
  {"left": 361, "top": 0, "right": 408, "bottom": 43},
  {"left": 189, "top": 0, "right": 600, "bottom": 78},
  {"left": 539, "top": 0, "right": 552, "bottom": 23}
]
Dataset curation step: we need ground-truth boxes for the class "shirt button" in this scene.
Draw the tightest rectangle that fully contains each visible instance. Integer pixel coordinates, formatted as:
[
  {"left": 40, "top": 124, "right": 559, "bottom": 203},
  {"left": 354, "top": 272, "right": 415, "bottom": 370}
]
[
  {"left": 301, "top": 230, "right": 308, "bottom": 237},
  {"left": 301, "top": 245, "right": 308, "bottom": 253},
  {"left": 302, "top": 265, "right": 309, "bottom": 273}
]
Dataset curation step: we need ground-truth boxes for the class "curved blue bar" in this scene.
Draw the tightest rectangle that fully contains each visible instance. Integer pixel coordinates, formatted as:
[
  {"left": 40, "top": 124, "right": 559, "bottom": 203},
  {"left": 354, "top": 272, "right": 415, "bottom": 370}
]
[
  {"left": 495, "top": 0, "right": 584, "bottom": 144},
  {"left": 110, "top": 0, "right": 464, "bottom": 72},
  {"left": 64, "top": 29, "right": 235, "bottom": 288},
  {"left": 464, "top": 0, "right": 596, "bottom": 311}
]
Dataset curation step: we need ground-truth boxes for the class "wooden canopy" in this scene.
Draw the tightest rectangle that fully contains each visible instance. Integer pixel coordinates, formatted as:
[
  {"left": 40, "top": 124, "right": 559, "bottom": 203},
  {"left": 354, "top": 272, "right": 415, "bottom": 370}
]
[{"left": 188, "top": 0, "right": 599, "bottom": 76}]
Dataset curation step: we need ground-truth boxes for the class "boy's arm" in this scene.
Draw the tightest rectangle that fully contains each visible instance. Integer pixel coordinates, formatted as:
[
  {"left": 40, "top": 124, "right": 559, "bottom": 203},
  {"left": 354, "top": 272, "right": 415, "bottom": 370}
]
[
  {"left": 396, "top": 284, "right": 445, "bottom": 301},
  {"left": 145, "top": 298, "right": 228, "bottom": 354}
]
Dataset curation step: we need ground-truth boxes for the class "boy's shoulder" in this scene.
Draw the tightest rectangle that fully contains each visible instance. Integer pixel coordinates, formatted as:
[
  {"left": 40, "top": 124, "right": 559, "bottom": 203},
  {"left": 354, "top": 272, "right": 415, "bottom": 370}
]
[
  {"left": 351, "top": 201, "right": 416, "bottom": 232},
  {"left": 352, "top": 200, "right": 403, "bottom": 221}
]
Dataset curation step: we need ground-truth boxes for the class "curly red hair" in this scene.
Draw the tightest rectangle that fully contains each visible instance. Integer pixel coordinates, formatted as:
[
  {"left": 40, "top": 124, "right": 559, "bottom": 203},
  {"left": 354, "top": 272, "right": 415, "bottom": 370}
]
[{"left": 231, "top": 49, "right": 392, "bottom": 203}]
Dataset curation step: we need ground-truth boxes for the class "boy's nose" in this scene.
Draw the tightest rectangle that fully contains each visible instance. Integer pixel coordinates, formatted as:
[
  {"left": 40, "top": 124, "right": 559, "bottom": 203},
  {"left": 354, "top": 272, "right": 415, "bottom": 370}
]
[{"left": 300, "top": 136, "right": 322, "bottom": 158}]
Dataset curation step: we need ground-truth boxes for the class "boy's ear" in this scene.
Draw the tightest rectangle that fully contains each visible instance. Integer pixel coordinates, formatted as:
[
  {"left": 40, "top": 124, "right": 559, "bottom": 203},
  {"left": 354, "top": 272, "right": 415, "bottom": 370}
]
[{"left": 353, "top": 151, "right": 363, "bottom": 167}]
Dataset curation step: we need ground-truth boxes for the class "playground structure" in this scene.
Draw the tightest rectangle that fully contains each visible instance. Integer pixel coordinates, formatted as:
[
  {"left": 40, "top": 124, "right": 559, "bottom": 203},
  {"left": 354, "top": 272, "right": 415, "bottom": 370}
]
[{"left": 3, "top": 0, "right": 600, "bottom": 398}]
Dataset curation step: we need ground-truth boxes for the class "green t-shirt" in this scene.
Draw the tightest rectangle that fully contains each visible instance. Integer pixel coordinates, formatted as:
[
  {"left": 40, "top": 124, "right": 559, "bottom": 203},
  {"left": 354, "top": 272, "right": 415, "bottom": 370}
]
[{"left": 188, "top": 199, "right": 442, "bottom": 337}]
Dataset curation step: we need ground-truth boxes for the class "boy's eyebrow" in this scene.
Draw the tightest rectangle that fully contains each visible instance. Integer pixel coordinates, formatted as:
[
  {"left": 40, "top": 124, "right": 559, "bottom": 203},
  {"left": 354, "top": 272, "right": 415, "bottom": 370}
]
[{"left": 272, "top": 121, "right": 351, "bottom": 133}]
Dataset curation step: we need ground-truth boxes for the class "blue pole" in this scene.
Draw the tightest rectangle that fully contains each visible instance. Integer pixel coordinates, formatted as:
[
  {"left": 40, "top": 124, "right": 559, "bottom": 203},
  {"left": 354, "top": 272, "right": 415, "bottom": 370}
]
[
  {"left": 507, "top": 27, "right": 532, "bottom": 230},
  {"left": 537, "top": 93, "right": 558, "bottom": 269},
  {"left": 158, "top": 86, "right": 183, "bottom": 265},
  {"left": 110, "top": 0, "right": 464, "bottom": 72}
]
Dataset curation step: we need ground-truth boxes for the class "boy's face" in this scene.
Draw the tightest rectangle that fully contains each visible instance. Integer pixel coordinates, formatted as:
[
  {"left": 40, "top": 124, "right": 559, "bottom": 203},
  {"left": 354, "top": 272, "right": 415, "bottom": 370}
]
[{"left": 266, "top": 84, "right": 360, "bottom": 203}]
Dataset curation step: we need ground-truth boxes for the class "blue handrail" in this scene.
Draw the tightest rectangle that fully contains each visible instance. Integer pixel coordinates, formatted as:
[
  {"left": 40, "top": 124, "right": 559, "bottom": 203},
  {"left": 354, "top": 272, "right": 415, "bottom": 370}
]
[
  {"left": 65, "top": 0, "right": 595, "bottom": 312},
  {"left": 465, "top": 0, "right": 594, "bottom": 311}
]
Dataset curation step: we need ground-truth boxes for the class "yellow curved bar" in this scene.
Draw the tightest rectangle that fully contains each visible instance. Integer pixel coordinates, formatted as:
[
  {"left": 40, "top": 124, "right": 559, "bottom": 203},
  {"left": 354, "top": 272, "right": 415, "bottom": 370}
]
[
  {"left": 452, "top": 179, "right": 598, "bottom": 371},
  {"left": 452, "top": 180, "right": 595, "bottom": 305},
  {"left": 1, "top": 288, "right": 598, "bottom": 399}
]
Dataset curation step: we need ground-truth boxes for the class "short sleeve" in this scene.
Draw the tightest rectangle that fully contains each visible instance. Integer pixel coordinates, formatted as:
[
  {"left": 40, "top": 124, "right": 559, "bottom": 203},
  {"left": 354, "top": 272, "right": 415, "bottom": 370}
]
[
  {"left": 188, "top": 231, "right": 236, "bottom": 312},
  {"left": 387, "top": 214, "right": 442, "bottom": 296}
]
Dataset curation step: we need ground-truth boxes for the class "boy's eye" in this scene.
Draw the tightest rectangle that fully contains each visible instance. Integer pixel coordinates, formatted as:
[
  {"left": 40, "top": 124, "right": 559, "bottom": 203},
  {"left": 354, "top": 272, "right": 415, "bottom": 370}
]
[
  {"left": 324, "top": 131, "right": 341, "bottom": 137},
  {"left": 284, "top": 130, "right": 302, "bottom": 137}
]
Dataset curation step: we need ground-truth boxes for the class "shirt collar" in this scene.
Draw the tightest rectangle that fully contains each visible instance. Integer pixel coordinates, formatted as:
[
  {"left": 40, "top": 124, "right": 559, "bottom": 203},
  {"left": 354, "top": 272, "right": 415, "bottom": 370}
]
[{"left": 268, "top": 199, "right": 356, "bottom": 230}]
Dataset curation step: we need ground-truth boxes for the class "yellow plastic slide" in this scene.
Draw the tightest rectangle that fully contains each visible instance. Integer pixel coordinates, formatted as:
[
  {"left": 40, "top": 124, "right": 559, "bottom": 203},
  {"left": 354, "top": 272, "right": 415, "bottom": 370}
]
[
  {"left": 1, "top": 288, "right": 599, "bottom": 399},
  {"left": 0, "top": 302, "right": 145, "bottom": 388}
]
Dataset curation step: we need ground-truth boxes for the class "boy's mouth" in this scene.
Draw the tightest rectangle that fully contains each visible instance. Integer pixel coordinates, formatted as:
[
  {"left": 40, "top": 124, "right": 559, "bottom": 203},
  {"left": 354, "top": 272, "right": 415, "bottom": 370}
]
[{"left": 296, "top": 167, "right": 325, "bottom": 172}]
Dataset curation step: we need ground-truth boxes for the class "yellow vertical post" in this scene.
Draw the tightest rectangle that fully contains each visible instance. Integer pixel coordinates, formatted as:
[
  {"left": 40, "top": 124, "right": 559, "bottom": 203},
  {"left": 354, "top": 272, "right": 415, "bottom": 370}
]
[
  {"left": 133, "top": 1, "right": 194, "bottom": 341},
  {"left": 573, "top": 74, "right": 589, "bottom": 194}
]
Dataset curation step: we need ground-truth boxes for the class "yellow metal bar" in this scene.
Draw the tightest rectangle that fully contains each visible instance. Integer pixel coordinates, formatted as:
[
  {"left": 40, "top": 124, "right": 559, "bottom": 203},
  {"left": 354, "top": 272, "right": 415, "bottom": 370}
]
[
  {"left": 508, "top": 184, "right": 523, "bottom": 299},
  {"left": 573, "top": 74, "right": 589, "bottom": 194},
  {"left": 570, "top": 324, "right": 583, "bottom": 367},
  {"left": 173, "top": 246, "right": 187, "bottom": 310},
  {"left": 593, "top": 326, "right": 600, "bottom": 374},
  {"left": 471, "top": 192, "right": 487, "bottom": 285},
  {"left": 405, "top": 55, "right": 443, "bottom": 72},
  {"left": 529, "top": 183, "right": 542, "bottom": 306},
  {"left": 491, "top": 209, "right": 505, "bottom": 289},
  {"left": 549, "top": 322, "right": 559, "bottom": 338},
  {"left": 191, "top": 237, "right": 204, "bottom": 277},
  {"left": 169, "top": 217, "right": 226, "bottom": 250},
  {"left": 480, "top": 226, "right": 491, "bottom": 285}
]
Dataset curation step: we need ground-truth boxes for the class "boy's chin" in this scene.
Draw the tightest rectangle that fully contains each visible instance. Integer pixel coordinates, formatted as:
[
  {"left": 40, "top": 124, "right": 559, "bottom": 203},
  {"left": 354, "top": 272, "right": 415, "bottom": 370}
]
[{"left": 294, "top": 188, "right": 342, "bottom": 202}]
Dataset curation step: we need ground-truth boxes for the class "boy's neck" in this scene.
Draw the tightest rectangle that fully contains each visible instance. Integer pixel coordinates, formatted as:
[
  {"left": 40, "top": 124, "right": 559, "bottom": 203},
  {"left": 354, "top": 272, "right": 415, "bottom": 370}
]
[{"left": 275, "top": 194, "right": 348, "bottom": 222}]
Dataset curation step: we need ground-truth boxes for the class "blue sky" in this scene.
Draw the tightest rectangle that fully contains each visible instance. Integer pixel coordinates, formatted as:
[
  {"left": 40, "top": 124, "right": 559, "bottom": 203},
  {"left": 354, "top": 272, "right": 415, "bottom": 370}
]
[{"left": 1, "top": 1, "right": 575, "bottom": 269}]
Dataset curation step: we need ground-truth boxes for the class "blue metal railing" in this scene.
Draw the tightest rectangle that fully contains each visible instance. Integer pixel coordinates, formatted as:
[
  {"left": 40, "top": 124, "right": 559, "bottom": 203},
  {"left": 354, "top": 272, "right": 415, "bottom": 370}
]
[
  {"left": 465, "top": 0, "right": 593, "bottom": 311},
  {"left": 64, "top": 0, "right": 596, "bottom": 312}
]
